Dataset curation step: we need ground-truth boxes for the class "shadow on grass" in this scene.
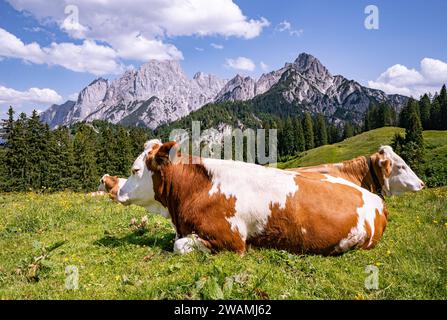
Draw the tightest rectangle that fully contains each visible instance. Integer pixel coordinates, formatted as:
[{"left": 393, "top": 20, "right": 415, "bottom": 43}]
[{"left": 94, "top": 230, "right": 176, "bottom": 251}]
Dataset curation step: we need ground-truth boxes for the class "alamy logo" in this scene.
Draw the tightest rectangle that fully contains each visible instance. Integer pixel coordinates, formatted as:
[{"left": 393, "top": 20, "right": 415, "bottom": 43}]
[
  {"left": 364, "top": 265, "right": 379, "bottom": 290},
  {"left": 169, "top": 121, "right": 278, "bottom": 166},
  {"left": 65, "top": 265, "right": 79, "bottom": 290},
  {"left": 364, "top": 5, "right": 380, "bottom": 30}
]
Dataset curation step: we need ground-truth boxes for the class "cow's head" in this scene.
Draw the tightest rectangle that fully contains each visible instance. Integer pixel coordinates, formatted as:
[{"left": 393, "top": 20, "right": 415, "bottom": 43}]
[
  {"left": 116, "top": 139, "right": 163, "bottom": 209},
  {"left": 375, "top": 145, "right": 425, "bottom": 196},
  {"left": 98, "top": 174, "right": 118, "bottom": 193}
]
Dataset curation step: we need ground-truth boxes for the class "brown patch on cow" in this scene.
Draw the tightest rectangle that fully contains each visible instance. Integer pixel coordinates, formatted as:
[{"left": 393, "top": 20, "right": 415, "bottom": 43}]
[
  {"left": 362, "top": 221, "right": 372, "bottom": 250},
  {"left": 370, "top": 208, "right": 388, "bottom": 249},
  {"left": 248, "top": 173, "right": 363, "bottom": 255},
  {"left": 292, "top": 153, "right": 391, "bottom": 196},
  {"left": 146, "top": 142, "right": 246, "bottom": 255}
]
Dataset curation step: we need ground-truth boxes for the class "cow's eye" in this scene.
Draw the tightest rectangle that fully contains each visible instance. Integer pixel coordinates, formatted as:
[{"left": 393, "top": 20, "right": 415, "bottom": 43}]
[{"left": 132, "top": 168, "right": 140, "bottom": 175}]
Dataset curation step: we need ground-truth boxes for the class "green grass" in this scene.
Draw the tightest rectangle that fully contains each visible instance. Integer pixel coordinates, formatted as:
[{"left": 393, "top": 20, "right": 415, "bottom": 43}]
[
  {"left": 278, "top": 128, "right": 447, "bottom": 169},
  {"left": 0, "top": 189, "right": 446, "bottom": 300}
]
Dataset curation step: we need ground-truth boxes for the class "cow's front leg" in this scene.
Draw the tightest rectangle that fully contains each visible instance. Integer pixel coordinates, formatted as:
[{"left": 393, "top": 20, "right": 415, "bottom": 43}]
[{"left": 173, "top": 234, "right": 211, "bottom": 255}]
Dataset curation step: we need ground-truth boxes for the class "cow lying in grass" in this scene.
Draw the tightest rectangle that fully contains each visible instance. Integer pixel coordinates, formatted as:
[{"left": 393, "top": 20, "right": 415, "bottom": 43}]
[
  {"left": 90, "top": 174, "right": 127, "bottom": 201},
  {"left": 117, "top": 140, "right": 390, "bottom": 256},
  {"left": 287, "top": 146, "right": 424, "bottom": 197}
]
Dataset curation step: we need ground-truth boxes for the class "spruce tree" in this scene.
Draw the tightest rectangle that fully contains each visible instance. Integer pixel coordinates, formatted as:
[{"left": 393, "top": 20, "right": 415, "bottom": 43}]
[
  {"left": 26, "top": 110, "right": 49, "bottom": 190},
  {"left": 343, "top": 123, "right": 354, "bottom": 140},
  {"left": 377, "top": 103, "right": 393, "bottom": 127},
  {"left": 399, "top": 98, "right": 419, "bottom": 129},
  {"left": 10, "top": 113, "right": 29, "bottom": 191},
  {"left": 302, "top": 112, "right": 314, "bottom": 150},
  {"left": 0, "top": 106, "right": 14, "bottom": 142},
  {"left": 51, "top": 126, "right": 76, "bottom": 190},
  {"left": 439, "top": 84, "right": 447, "bottom": 129},
  {"left": 114, "top": 127, "right": 134, "bottom": 177},
  {"left": 430, "top": 98, "right": 442, "bottom": 130},
  {"left": 394, "top": 103, "right": 425, "bottom": 174},
  {"left": 314, "top": 114, "right": 328, "bottom": 147},
  {"left": 73, "top": 125, "right": 98, "bottom": 191},
  {"left": 292, "top": 117, "right": 305, "bottom": 152},
  {"left": 0, "top": 107, "right": 15, "bottom": 191},
  {"left": 419, "top": 94, "right": 431, "bottom": 129},
  {"left": 129, "top": 127, "right": 150, "bottom": 157}
]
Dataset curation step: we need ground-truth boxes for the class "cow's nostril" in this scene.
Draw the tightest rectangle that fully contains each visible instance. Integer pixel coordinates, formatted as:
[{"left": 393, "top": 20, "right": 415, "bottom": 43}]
[{"left": 421, "top": 182, "right": 425, "bottom": 189}]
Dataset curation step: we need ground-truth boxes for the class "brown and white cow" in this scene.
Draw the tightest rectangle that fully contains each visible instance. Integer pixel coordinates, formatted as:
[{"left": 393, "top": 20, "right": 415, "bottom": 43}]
[
  {"left": 96, "top": 174, "right": 127, "bottom": 201},
  {"left": 288, "top": 146, "right": 424, "bottom": 197},
  {"left": 117, "top": 140, "right": 388, "bottom": 256}
]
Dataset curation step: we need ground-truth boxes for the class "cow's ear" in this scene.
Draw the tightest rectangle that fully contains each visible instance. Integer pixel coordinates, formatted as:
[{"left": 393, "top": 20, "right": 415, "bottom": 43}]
[
  {"left": 379, "top": 159, "right": 392, "bottom": 177},
  {"left": 146, "top": 141, "right": 180, "bottom": 170}
]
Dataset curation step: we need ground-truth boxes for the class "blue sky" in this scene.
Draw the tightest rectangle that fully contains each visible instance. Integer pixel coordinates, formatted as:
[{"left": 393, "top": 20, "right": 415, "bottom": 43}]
[{"left": 1, "top": 0, "right": 446, "bottom": 117}]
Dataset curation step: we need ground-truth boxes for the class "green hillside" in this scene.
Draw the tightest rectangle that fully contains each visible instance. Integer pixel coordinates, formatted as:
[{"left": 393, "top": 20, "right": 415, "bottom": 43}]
[{"left": 278, "top": 127, "right": 447, "bottom": 173}]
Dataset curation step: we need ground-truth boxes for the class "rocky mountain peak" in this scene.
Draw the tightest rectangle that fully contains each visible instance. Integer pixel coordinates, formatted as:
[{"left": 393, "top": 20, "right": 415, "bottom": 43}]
[{"left": 294, "top": 52, "right": 332, "bottom": 79}]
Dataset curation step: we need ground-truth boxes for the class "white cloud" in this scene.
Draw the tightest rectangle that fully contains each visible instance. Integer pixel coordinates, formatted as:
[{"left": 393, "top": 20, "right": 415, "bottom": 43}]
[
  {"left": 0, "top": 27, "right": 123, "bottom": 75},
  {"left": 0, "top": 85, "right": 63, "bottom": 106},
  {"left": 290, "top": 29, "right": 304, "bottom": 37},
  {"left": 276, "top": 20, "right": 303, "bottom": 37},
  {"left": 277, "top": 21, "right": 291, "bottom": 32},
  {"left": 211, "top": 43, "right": 224, "bottom": 50},
  {"left": 225, "top": 57, "right": 256, "bottom": 71},
  {"left": 6, "top": 0, "right": 269, "bottom": 64},
  {"left": 112, "top": 34, "right": 183, "bottom": 61},
  {"left": 195, "top": 47, "right": 204, "bottom": 52},
  {"left": 420, "top": 58, "right": 447, "bottom": 84},
  {"left": 368, "top": 58, "right": 447, "bottom": 97},
  {"left": 260, "top": 61, "right": 269, "bottom": 72}
]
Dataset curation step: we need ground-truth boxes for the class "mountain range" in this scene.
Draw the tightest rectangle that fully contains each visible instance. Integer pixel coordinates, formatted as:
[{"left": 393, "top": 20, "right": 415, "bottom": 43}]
[{"left": 41, "top": 53, "right": 408, "bottom": 129}]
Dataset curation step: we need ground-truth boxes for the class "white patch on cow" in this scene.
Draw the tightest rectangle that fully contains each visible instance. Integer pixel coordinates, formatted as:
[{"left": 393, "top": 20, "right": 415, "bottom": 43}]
[
  {"left": 173, "top": 234, "right": 211, "bottom": 255},
  {"left": 117, "top": 139, "right": 168, "bottom": 217},
  {"left": 117, "top": 178, "right": 127, "bottom": 189},
  {"left": 322, "top": 175, "right": 384, "bottom": 252},
  {"left": 301, "top": 227, "right": 307, "bottom": 235},
  {"left": 203, "top": 158, "right": 299, "bottom": 241}
]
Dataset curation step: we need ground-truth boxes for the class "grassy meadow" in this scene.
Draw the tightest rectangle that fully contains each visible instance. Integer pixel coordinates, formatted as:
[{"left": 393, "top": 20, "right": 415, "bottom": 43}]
[{"left": 0, "top": 189, "right": 445, "bottom": 300}]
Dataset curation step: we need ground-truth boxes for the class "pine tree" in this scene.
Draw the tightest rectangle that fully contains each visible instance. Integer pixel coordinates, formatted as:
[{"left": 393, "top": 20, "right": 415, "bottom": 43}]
[
  {"left": 343, "top": 123, "right": 354, "bottom": 140},
  {"left": 363, "top": 107, "right": 372, "bottom": 132},
  {"left": 129, "top": 127, "right": 150, "bottom": 157},
  {"left": 0, "top": 106, "right": 14, "bottom": 142},
  {"left": 73, "top": 125, "right": 98, "bottom": 191},
  {"left": 439, "top": 84, "right": 447, "bottom": 129},
  {"left": 26, "top": 110, "right": 49, "bottom": 190},
  {"left": 0, "top": 107, "right": 15, "bottom": 191},
  {"left": 114, "top": 127, "right": 134, "bottom": 177},
  {"left": 419, "top": 94, "right": 431, "bottom": 129},
  {"left": 50, "top": 126, "right": 76, "bottom": 190},
  {"left": 302, "top": 113, "right": 314, "bottom": 150},
  {"left": 399, "top": 98, "right": 419, "bottom": 128},
  {"left": 430, "top": 98, "right": 442, "bottom": 130},
  {"left": 394, "top": 103, "right": 425, "bottom": 174},
  {"left": 97, "top": 125, "right": 115, "bottom": 175},
  {"left": 314, "top": 114, "right": 328, "bottom": 147},
  {"left": 292, "top": 117, "right": 305, "bottom": 152},
  {"left": 377, "top": 103, "right": 393, "bottom": 127},
  {"left": 328, "top": 124, "right": 341, "bottom": 144},
  {"left": 9, "top": 113, "right": 29, "bottom": 191}
]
